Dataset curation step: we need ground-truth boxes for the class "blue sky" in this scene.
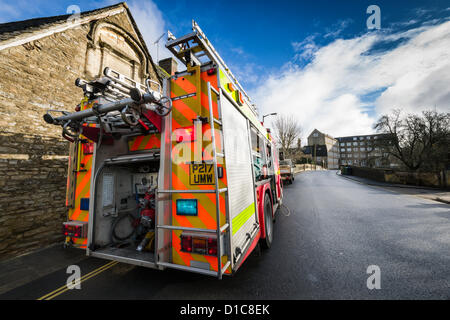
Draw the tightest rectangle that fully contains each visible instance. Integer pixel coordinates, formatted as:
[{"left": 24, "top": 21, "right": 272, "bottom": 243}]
[{"left": 1, "top": 0, "right": 449, "bottom": 140}]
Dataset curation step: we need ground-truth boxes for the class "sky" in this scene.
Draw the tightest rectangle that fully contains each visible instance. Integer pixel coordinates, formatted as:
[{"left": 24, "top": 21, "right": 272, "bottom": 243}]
[{"left": 1, "top": 0, "right": 449, "bottom": 143}]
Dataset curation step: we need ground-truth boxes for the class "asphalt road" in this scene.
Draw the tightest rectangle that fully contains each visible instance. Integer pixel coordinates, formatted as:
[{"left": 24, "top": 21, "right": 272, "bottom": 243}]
[{"left": 1, "top": 170, "right": 449, "bottom": 299}]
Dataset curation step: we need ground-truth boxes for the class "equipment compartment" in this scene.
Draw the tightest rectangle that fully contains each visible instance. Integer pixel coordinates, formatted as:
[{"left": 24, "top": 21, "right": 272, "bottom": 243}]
[{"left": 91, "top": 160, "right": 159, "bottom": 265}]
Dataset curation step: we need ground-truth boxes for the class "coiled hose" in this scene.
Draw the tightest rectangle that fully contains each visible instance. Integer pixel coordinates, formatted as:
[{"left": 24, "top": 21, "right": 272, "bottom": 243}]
[{"left": 111, "top": 212, "right": 137, "bottom": 245}]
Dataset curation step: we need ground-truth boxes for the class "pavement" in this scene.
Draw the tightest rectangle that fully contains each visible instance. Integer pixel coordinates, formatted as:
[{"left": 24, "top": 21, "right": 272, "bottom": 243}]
[
  {"left": 337, "top": 171, "right": 450, "bottom": 204},
  {"left": 1, "top": 170, "right": 449, "bottom": 299}
]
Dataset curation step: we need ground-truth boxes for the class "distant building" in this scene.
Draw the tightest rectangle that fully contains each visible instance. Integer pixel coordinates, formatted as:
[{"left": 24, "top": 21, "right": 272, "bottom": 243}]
[
  {"left": 303, "top": 130, "right": 398, "bottom": 169},
  {"left": 304, "top": 129, "right": 339, "bottom": 169},
  {"left": 302, "top": 144, "right": 328, "bottom": 165},
  {"left": 336, "top": 133, "right": 396, "bottom": 168}
]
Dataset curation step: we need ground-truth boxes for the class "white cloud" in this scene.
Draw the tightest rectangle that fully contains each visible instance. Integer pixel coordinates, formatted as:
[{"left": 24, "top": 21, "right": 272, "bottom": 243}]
[
  {"left": 127, "top": 0, "right": 173, "bottom": 63},
  {"left": 253, "top": 19, "right": 450, "bottom": 144},
  {"left": 324, "top": 19, "right": 353, "bottom": 39},
  {"left": 292, "top": 35, "right": 319, "bottom": 63}
]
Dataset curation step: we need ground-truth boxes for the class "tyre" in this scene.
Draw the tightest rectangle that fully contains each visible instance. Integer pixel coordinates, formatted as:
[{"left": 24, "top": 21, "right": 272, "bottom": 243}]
[{"left": 261, "top": 194, "right": 273, "bottom": 249}]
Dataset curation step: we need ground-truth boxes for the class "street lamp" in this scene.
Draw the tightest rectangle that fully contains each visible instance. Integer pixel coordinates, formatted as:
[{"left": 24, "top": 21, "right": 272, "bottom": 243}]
[{"left": 262, "top": 112, "right": 277, "bottom": 124}]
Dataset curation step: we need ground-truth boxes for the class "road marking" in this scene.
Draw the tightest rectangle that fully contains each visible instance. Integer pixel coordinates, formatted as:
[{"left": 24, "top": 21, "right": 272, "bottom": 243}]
[{"left": 37, "top": 261, "right": 119, "bottom": 300}]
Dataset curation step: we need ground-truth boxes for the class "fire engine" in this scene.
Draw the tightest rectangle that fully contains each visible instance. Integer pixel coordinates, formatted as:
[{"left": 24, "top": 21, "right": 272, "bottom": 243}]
[{"left": 43, "top": 21, "right": 283, "bottom": 279}]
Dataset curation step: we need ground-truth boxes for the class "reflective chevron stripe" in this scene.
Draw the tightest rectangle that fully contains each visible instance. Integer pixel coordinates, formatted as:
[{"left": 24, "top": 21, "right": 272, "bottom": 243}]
[
  {"left": 170, "top": 69, "right": 231, "bottom": 274},
  {"left": 128, "top": 133, "right": 161, "bottom": 152},
  {"left": 232, "top": 203, "right": 256, "bottom": 235}
]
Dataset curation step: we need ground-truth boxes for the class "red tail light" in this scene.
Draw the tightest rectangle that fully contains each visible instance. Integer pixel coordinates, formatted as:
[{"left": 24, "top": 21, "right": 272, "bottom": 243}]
[
  {"left": 207, "top": 238, "right": 217, "bottom": 256},
  {"left": 206, "top": 68, "right": 216, "bottom": 76},
  {"left": 181, "top": 235, "right": 193, "bottom": 253},
  {"left": 180, "top": 234, "right": 217, "bottom": 256},
  {"left": 63, "top": 224, "right": 82, "bottom": 237},
  {"left": 63, "top": 221, "right": 87, "bottom": 238}
]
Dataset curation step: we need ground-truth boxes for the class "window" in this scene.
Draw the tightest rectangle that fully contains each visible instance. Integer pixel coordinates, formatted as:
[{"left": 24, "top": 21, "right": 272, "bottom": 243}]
[
  {"left": 347, "top": 148, "right": 351, "bottom": 152},
  {"left": 340, "top": 143, "right": 345, "bottom": 146},
  {"left": 251, "top": 128, "right": 268, "bottom": 182},
  {"left": 313, "top": 132, "right": 319, "bottom": 137},
  {"left": 360, "top": 147, "right": 365, "bottom": 151},
  {"left": 346, "top": 142, "right": 351, "bottom": 146},
  {"left": 341, "top": 148, "right": 345, "bottom": 152},
  {"left": 367, "top": 147, "right": 372, "bottom": 151},
  {"left": 354, "top": 154, "right": 359, "bottom": 158},
  {"left": 360, "top": 142, "right": 365, "bottom": 146},
  {"left": 266, "top": 142, "right": 273, "bottom": 174},
  {"left": 359, "top": 137, "right": 364, "bottom": 140},
  {"left": 251, "top": 128, "right": 260, "bottom": 153},
  {"left": 353, "top": 137, "right": 357, "bottom": 141}
]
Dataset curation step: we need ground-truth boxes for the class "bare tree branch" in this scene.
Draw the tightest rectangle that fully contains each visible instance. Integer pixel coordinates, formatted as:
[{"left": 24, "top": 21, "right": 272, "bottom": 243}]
[
  {"left": 374, "top": 109, "right": 450, "bottom": 172},
  {"left": 273, "top": 114, "right": 302, "bottom": 158}
]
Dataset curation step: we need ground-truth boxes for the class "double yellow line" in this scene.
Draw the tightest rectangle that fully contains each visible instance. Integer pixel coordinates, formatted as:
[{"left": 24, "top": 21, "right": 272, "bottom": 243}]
[{"left": 37, "top": 260, "right": 119, "bottom": 300}]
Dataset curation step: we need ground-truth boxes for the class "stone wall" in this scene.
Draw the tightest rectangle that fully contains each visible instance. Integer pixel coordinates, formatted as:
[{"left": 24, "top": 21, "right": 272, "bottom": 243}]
[
  {"left": 348, "top": 166, "right": 386, "bottom": 182},
  {"left": 0, "top": 132, "right": 68, "bottom": 258},
  {"left": 0, "top": 11, "right": 159, "bottom": 260},
  {"left": 347, "top": 165, "right": 450, "bottom": 189}
]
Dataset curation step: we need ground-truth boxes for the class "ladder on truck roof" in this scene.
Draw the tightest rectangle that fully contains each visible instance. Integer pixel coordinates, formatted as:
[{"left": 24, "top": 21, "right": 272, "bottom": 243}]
[
  {"left": 157, "top": 82, "right": 230, "bottom": 279},
  {"left": 166, "top": 20, "right": 258, "bottom": 117}
]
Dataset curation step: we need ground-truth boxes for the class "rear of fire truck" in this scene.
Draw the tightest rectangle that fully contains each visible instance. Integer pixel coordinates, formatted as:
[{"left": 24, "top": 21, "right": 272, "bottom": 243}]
[
  {"left": 44, "top": 21, "right": 283, "bottom": 278},
  {"left": 44, "top": 66, "right": 170, "bottom": 269}
]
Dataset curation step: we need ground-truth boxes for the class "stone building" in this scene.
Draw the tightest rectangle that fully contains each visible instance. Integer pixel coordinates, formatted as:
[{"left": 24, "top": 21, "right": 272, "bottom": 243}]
[
  {"left": 0, "top": 3, "right": 162, "bottom": 260},
  {"left": 305, "top": 129, "right": 340, "bottom": 169}
]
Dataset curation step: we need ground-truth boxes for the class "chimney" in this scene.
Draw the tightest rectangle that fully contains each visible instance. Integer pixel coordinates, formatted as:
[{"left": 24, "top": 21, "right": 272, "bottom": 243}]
[{"left": 159, "top": 57, "right": 178, "bottom": 76}]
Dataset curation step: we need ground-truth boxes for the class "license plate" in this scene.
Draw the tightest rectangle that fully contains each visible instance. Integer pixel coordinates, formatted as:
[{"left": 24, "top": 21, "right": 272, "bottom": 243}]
[{"left": 190, "top": 164, "right": 215, "bottom": 185}]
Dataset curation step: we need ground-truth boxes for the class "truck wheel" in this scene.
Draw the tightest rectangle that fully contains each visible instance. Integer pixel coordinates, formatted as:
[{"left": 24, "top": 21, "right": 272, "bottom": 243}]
[{"left": 261, "top": 195, "right": 273, "bottom": 249}]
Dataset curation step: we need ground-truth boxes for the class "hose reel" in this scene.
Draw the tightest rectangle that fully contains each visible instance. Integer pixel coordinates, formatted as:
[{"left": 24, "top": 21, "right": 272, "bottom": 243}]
[{"left": 120, "top": 105, "right": 140, "bottom": 126}]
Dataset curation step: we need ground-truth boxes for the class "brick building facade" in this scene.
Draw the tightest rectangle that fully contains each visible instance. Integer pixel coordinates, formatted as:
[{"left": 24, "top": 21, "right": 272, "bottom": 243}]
[{"left": 0, "top": 3, "right": 161, "bottom": 260}]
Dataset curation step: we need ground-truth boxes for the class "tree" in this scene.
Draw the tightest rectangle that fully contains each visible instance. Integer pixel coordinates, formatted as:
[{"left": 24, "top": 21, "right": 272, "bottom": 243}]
[
  {"left": 272, "top": 114, "right": 302, "bottom": 158},
  {"left": 374, "top": 109, "right": 450, "bottom": 172}
]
